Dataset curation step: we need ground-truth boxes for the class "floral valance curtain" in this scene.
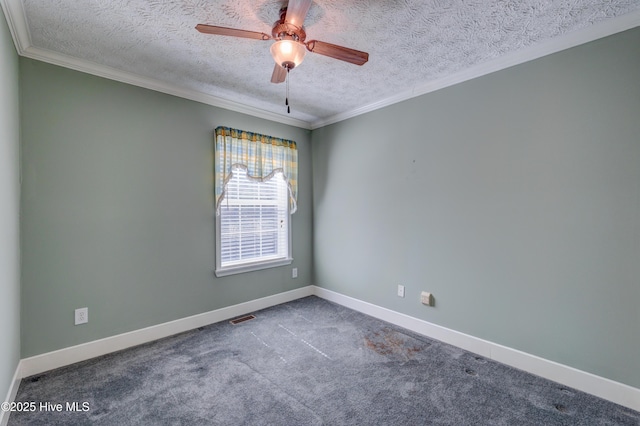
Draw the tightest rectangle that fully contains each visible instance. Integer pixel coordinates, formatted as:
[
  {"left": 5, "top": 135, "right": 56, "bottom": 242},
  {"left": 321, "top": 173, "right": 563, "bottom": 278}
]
[{"left": 214, "top": 126, "right": 298, "bottom": 214}]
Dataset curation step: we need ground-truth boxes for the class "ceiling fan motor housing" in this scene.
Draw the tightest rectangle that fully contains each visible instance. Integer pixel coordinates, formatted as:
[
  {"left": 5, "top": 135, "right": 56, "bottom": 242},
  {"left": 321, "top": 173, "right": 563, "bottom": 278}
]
[{"left": 272, "top": 23, "right": 306, "bottom": 43}]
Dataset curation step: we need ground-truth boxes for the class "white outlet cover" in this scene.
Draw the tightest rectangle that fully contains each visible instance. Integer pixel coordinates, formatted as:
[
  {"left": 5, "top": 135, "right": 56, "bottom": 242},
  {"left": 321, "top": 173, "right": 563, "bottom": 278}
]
[
  {"left": 75, "top": 307, "right": 88, "bottom": 325},
  {"left": 292, "top": 268, "right": 298, "bottom": 278},
  {"left": 397, "top": 285, "right": 405, "bottom": 298}
]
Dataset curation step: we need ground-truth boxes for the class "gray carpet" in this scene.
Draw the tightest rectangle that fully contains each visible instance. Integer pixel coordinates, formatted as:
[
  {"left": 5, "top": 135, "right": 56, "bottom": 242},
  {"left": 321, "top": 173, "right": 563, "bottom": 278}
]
[{"left": 8, "top": 296, "right": 640, "bottom": 425}]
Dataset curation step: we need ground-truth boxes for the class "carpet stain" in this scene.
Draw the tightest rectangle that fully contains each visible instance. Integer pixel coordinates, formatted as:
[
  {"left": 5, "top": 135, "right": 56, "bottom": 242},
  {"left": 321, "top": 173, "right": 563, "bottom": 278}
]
[{"left": 364, "top": 329, "right": 424, "bottom": 361}]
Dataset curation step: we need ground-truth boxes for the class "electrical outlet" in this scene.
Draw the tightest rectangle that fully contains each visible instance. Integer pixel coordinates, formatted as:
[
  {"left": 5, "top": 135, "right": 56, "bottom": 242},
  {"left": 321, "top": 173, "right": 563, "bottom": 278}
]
[
  {"left": 75, "top": 307, "right": 88, "bottom": 325},
  {"left": 397, "top": 284, "right": 405, "bottom": 298},
  {"left": 292, "top": 268, "right": 298, "bottom": 278}
]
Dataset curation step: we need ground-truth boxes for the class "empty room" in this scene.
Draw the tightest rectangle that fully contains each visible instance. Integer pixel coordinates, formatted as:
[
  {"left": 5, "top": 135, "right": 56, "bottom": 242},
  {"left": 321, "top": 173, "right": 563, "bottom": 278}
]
[{"left": 1, "top": 0, "right": 639, "bottom": 424}]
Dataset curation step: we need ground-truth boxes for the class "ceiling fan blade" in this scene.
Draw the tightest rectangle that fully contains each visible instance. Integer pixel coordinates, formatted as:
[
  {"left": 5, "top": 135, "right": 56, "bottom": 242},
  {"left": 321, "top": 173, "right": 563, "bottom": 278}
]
[
  {"left": 271, "top": 64, "right": 287, "bottom": 84},
  {"left": 195, "top": 24, "right": 271, "bottom": 40},
  {"left": 284, "top": 0, "right": 312, "bottom": 27},
  {"left": 306, "top": 40, "right": 369, "bottom": 65}
]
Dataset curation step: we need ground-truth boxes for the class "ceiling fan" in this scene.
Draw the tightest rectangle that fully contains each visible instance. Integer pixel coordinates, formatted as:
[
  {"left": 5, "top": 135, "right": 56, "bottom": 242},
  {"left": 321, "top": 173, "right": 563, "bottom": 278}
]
[{"left": 196, "top": 0, "right": 369, "bottom": 112}]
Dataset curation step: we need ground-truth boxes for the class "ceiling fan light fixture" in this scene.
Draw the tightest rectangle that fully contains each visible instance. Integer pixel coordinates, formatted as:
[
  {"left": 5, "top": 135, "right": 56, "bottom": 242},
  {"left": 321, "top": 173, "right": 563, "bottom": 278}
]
[{"left": 270, "top": 39, "right": 306, "bottom": 69}]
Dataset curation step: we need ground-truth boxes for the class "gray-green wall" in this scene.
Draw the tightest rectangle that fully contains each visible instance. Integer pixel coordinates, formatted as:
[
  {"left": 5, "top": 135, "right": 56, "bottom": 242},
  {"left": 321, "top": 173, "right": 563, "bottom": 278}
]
[
  {"left": 0, "top": 12, "right": 20, "bottom": 400},
  {"left": 312, "top": 27, "right": 640, "bottom": 388},
  {"left": 20, "top": 59, "right": 312, "bottom": 357}
]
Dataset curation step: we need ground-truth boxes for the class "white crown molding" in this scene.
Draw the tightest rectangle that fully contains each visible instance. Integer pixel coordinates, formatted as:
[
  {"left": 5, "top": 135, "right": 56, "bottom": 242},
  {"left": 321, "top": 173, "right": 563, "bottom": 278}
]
[
  {"left": 313, "top": 286, "right": 640, "bottom": 413},
  {"left": 3, "top": 0, "right": 639, "bottom": 130},
  {"left": 310, "top": 10, "right": 640, "bottom": 129},
  {"left": 0, "top": 0, "right": 30, "bottom": 55},
  {"left": 21, "top": 46, "right": 313, "bottom": 129}
]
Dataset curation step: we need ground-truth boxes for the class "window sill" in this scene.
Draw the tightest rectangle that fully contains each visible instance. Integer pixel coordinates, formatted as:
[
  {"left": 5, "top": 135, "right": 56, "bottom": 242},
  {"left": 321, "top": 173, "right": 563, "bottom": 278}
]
[{"left": 215, "top": 257, "right": 293, "bottom": 277}]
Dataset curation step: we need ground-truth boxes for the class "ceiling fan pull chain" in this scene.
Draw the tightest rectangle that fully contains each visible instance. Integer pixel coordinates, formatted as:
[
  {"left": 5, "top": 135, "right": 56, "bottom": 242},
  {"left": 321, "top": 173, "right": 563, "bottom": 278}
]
[{"left": 286, "top": 67, "right": 290, "bottom": 114}]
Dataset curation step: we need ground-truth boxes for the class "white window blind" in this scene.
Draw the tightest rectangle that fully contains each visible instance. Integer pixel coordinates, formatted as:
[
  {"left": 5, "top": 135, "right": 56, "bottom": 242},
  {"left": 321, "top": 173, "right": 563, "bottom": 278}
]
[{"left": 218, "top": 167, "right": 290, "bottom": 272}]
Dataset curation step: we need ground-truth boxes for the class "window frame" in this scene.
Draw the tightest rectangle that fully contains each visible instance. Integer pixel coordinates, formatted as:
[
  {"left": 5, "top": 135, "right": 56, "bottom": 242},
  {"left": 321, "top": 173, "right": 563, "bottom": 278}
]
[{"left": 214, "top": 168, "right": 293, "bottom": 277}]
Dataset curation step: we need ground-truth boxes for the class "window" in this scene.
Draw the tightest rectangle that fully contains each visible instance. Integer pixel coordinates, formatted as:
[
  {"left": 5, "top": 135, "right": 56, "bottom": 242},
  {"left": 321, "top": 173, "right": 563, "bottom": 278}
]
[
  {"left": 214, "top": 126, "right": 297, "bottom": 277},
  {"left": 215, "top": 167, "right": 292, "bottom": 276}
]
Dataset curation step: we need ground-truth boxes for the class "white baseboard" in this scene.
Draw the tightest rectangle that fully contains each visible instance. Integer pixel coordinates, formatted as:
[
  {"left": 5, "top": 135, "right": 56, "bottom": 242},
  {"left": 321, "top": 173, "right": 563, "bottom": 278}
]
[
  {"left": 312, "top": 286, "right": 640, "bottom": 412},
  {"left": 19, "top": 285, "right": 314, "bottom": 378},
  {"left": 0, "top": 362, "right": 22, "bottom": 426}
]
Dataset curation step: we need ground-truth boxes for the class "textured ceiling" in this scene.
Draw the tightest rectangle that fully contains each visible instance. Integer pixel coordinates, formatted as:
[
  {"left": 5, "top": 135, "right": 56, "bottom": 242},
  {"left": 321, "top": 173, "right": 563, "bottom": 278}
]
[{"left": 7, "top": 0, "right": 640, "bottom": 127}]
